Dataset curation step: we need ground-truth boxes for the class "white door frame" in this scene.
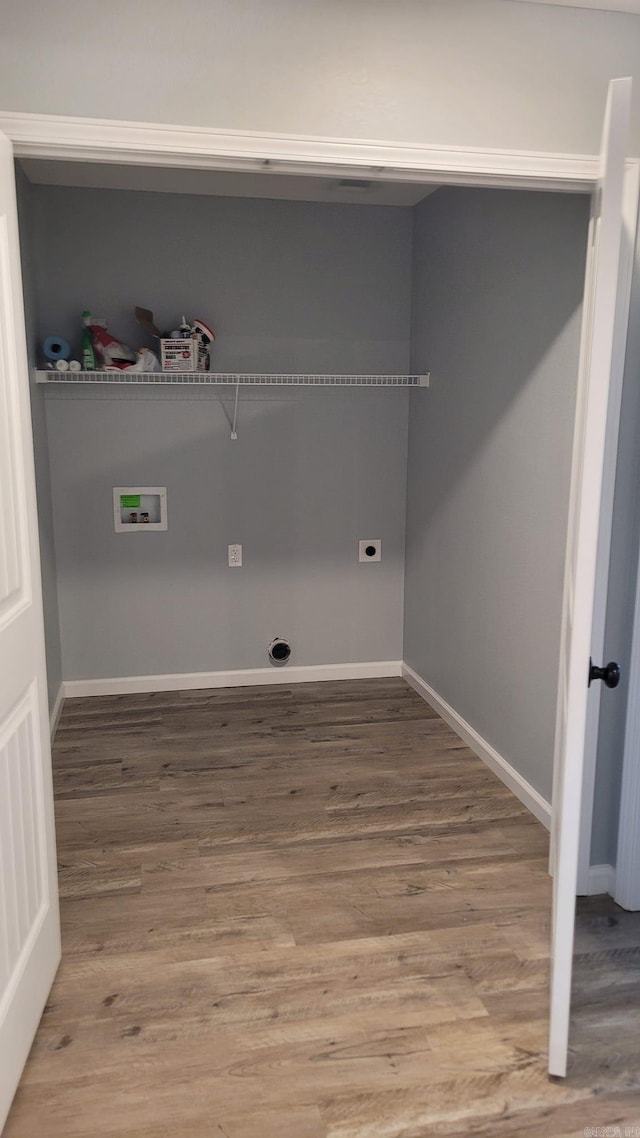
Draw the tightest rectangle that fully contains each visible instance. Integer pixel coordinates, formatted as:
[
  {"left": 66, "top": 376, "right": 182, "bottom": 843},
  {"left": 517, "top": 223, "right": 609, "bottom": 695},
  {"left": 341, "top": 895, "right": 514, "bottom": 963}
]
[{"left": 0, "top": 111, "right": 635, "bottom": 878}]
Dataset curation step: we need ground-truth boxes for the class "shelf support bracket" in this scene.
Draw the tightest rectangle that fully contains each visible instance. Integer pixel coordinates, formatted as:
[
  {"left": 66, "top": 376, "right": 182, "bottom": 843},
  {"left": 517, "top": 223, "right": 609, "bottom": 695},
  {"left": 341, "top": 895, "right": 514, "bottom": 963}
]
[{"left": 231, "top": 378, "right": 240, "bottom": 440}]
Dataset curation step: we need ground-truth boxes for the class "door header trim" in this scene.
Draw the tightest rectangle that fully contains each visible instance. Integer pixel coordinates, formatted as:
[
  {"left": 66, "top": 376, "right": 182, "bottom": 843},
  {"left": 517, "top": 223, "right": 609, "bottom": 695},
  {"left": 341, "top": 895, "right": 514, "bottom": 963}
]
[{"left": 0, "top": 110, "right": 605, "bottom": 193}]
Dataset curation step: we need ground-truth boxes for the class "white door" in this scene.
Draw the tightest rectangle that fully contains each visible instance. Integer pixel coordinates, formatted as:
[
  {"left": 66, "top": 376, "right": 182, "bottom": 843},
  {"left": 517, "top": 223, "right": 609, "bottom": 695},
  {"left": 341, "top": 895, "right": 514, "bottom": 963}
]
[
  {"left": 0, "top": 130, "right": 61, "bottom": 1128},
  {"left": 549, "top": 77, "right": 632, "bottom": 1078}
]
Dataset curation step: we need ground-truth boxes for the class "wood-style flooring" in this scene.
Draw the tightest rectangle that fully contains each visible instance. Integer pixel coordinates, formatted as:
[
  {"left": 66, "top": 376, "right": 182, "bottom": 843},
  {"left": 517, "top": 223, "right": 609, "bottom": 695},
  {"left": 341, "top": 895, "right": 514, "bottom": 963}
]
[{"left": 5, "top": 678, "right": 640, "bottom": 1137}]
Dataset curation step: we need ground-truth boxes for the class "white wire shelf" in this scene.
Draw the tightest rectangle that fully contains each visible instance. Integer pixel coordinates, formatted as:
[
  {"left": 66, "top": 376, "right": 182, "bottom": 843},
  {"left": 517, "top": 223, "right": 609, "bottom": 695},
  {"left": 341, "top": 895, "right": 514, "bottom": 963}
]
[{"left": 35, "top": 370, "right": 429, "bottom": 388}]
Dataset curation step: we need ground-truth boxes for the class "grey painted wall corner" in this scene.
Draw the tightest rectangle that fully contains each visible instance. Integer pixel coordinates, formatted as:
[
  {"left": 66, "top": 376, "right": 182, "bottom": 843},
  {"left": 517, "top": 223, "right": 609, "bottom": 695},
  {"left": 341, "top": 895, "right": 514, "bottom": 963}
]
[
  {"left": 15, "top": 166, "right": 63, "bottom": 714},
  {"left": 404, "top": 187, "right": 589, "bottom": 805}
]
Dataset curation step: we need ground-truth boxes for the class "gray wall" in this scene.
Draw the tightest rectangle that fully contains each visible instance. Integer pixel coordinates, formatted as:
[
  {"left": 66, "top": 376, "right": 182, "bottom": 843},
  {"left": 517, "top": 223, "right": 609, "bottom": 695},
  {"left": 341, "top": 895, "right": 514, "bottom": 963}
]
[
  {"left": 33, "top": 187, "right": 411, "bottom": 679},
  {"left": 1, "top": 0, "right": 640, "bottom": 155},
  {"left": 30, "top": 187, "right": 411, "bottom": 375},
  {"left": 15, "top": 169, "right": 63, "bottom": 713},
  {"left": 404, "top": 188, "right": 589, "bottom": 804}
]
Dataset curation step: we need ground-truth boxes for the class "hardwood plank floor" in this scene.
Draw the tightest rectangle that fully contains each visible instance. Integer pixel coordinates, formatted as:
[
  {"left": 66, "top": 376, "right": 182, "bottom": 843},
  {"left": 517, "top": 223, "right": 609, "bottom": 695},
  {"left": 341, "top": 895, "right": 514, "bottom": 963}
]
[{"left": 5, "top": 678, "right": 640, "bottom": 1137}]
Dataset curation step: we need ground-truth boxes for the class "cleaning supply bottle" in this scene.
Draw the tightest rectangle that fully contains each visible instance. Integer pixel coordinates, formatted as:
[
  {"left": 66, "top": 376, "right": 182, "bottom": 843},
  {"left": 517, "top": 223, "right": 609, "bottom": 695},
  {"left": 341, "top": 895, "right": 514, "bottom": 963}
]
[{"left": 82, "top": 311, "right": 97, "bottom": 371}]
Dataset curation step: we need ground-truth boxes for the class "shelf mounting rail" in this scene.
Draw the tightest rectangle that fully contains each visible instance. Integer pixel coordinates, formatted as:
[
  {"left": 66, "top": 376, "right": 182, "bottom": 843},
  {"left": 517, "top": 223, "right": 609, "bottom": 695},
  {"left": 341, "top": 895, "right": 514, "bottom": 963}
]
[{"left": 35, "top": 370, "right": 430, "bottom": 388}]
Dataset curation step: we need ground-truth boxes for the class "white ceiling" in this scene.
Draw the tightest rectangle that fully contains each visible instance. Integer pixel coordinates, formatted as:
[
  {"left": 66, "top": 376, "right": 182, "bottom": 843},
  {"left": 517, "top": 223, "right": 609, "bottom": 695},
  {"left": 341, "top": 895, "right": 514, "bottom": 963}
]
[{"left": 18, "top": 158, "right": 440, "bottom": 208}]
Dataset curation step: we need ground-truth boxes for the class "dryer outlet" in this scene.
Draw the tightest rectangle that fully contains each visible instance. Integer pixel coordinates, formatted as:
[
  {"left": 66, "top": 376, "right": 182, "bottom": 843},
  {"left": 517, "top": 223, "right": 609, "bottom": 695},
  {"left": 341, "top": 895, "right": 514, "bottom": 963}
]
[{"left": 359, "top": 539, "right": 381, "bottom": 562}]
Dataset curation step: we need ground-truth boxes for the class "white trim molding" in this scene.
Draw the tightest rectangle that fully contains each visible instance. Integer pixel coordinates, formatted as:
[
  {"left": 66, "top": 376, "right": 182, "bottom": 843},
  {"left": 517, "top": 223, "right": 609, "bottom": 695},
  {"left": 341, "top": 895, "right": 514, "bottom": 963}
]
[
  {"left": 49, "top": 684, "right": 64, "bottom": 740},
  {"left": 62, "top": 660, "right": 403, "bottom": 698},
  {"left": 583, "top": 863, "right": 617, "bottom": 896},
  {"left": 402, "top": 664, "right": 552, "bottom": 830},
  {"left": 0, "top": 111, "right": 600, "bottom": 193}
]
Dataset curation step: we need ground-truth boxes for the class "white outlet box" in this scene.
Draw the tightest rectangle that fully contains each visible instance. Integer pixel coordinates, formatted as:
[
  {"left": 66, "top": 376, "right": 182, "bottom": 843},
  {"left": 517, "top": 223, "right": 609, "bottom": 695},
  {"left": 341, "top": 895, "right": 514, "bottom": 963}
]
[
  {"left": 228, "top": 543, "right": 242, "bottom": 567},
  {"left": 359, "top": 539, "right": 381, "bottom": 562}
]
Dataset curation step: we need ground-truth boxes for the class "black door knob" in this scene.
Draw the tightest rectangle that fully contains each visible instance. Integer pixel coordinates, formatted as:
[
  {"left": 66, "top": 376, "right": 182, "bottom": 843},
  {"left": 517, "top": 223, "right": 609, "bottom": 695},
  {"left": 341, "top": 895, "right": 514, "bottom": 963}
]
[{"left": 588, "top": 658, "right": 621, "bottom": 689}]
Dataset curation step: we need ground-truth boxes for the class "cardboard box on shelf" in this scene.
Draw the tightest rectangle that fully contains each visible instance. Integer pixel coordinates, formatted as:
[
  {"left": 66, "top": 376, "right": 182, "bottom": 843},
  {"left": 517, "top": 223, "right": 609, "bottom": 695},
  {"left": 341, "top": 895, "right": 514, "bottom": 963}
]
[{"left": 161, "top": 338, "right": 198, "bottom": 372}]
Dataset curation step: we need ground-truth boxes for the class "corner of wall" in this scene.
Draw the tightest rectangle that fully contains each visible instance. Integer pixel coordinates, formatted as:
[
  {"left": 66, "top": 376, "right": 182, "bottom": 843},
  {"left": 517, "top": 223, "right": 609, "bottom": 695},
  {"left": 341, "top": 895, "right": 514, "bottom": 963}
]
[{"left": 15, "top": 165, "right": 64, "bottom": 715}]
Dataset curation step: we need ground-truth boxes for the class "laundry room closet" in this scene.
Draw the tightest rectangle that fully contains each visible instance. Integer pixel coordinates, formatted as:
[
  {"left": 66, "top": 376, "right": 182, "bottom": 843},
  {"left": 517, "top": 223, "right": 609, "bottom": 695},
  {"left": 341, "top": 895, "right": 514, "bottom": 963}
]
[{"left": 15, "top": 159, "right": 590, "bottom": 821}]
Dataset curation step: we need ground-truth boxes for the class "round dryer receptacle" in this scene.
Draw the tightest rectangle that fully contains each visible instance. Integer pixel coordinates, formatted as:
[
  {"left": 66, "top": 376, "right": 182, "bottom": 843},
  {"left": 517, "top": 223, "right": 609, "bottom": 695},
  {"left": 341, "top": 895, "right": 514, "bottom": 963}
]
[{"left": 268, "top": 638, "right": 292, "bottom": 666}]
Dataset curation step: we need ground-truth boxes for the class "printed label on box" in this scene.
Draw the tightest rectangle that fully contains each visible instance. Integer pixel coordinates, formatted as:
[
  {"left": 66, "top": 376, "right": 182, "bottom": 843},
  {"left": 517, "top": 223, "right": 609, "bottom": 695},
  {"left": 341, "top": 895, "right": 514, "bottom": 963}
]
[{"left": 161, "top": 338, "right": 197, "bottom": 372}]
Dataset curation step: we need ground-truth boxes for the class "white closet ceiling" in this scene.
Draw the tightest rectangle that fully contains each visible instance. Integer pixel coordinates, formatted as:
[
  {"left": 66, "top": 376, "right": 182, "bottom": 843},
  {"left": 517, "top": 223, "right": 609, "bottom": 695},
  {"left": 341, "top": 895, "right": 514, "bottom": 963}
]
[{"left": 18, "top": 159, "right": 440, "bottom": 207}]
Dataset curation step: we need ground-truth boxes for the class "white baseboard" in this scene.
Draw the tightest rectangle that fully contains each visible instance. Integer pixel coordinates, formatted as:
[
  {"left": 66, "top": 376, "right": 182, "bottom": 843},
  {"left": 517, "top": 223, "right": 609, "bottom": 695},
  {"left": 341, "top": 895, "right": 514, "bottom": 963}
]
[
  {"left": 49, "top": 684, "right": 64, "bottom": 740},
  {"left": 402, "top": 663, "right": 552, "bottom": 830},
  {"left": 582, "top": 863, "right": 616, "bottom": 897},
  {"left": 63, "top": 660, "right": 403, "bottom": 699}
]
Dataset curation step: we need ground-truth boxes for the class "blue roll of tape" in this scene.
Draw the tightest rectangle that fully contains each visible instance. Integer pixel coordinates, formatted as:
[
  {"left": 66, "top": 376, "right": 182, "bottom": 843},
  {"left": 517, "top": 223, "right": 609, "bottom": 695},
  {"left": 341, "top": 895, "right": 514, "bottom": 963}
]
[{"left": 43, "top": 336, "right": 70, "bottom": 361}]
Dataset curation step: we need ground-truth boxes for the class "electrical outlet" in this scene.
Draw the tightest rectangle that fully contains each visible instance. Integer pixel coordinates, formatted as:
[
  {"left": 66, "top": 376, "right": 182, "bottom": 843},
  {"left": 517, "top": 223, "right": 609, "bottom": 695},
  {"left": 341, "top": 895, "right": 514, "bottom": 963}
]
[
  {"left": 228, "top": 543, "right": 242, "bottom": 567},
  {"left": 359, "top": 539, "right": 381, "bottom": 562}
]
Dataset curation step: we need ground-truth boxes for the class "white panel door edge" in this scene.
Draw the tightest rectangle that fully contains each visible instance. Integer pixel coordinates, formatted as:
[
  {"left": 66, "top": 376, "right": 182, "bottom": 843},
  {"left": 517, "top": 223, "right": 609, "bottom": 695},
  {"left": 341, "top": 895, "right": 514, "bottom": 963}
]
[
  {"left": 548, "top": 77, "right": 631, "bottom": 1078},
  {"left": 576, "top": 158, "right": 640, "bottom": 894},
  {"left": 0, "top": 130, "right": 60, "bottom": 1129}
]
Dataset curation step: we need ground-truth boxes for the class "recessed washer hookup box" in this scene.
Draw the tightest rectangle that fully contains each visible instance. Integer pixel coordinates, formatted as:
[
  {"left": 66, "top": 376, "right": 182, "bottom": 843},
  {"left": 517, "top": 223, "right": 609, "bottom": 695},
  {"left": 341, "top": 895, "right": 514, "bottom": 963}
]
[{"left": 113, "top": 487, "right": 168, "bottom": 532}]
